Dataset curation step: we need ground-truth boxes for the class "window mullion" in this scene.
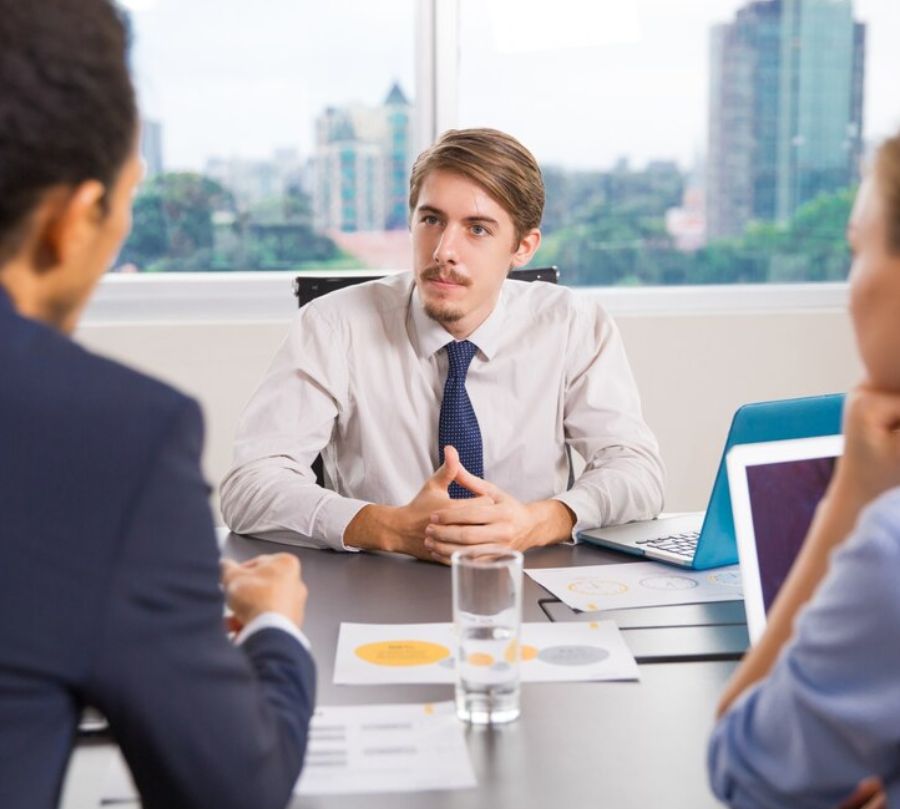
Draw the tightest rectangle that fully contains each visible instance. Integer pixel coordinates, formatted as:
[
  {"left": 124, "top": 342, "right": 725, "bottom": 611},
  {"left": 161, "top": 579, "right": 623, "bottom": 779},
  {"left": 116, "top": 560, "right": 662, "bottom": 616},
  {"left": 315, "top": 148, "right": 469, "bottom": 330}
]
[
  {"left": 433, "top": 0, "right": 460, "bottom": 137},
  {"left": 415, "top": 0, "right": 459, "bottom": 150}
]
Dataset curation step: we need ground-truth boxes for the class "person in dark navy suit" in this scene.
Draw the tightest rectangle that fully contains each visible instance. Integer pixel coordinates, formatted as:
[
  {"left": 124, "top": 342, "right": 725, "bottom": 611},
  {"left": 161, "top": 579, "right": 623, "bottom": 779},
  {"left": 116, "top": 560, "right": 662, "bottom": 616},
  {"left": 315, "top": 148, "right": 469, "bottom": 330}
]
[{"left": 0, "top": 2, "right": 316, "bottom": 808}]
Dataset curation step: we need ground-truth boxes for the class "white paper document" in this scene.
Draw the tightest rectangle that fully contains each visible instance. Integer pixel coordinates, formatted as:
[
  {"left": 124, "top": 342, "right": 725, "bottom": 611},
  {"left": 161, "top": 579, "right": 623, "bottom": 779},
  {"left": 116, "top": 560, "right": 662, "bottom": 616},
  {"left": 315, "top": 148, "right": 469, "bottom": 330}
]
[
  {"left": 296, "top": 701, "right": 476, "bottom": 795},
  {"left": 101, "top": 701, "right": 475, "bottom": 801},
  {"left": 526, "top": 562, "right": 744, "bottom": 612},
  {"left": 333, "top": 621, "right": 639, "bottom": 685}
]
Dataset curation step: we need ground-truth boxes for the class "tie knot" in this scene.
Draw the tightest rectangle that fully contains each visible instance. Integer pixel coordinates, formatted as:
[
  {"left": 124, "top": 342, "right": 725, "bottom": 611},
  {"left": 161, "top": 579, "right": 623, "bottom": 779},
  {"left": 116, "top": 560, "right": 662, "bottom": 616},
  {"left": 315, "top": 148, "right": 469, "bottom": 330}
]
[{"left": 445, "top": 340, "right": 478, "bottom": 377}]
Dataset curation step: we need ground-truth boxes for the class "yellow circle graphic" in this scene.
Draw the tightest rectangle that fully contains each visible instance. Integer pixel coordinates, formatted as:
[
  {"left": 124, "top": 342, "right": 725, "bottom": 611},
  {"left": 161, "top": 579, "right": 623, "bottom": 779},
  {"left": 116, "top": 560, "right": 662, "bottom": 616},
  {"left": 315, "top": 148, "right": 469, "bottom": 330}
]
[
  {"left": 504, "top": 641, "right": 539, "bottom": 663},
  {"left": 519, "top": 644, "right": 539, "bottom": 662},
  {"left": 467, "top": 652, "right": 494, "bottom": 667},
  {"left": 355, "top": 640, "right": 451, "bottom": 667}
]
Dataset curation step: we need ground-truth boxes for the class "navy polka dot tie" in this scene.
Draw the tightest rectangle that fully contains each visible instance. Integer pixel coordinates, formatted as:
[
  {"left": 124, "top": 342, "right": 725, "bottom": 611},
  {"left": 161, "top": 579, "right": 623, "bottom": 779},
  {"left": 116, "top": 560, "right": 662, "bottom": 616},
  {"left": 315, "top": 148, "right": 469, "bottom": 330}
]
[{"left": 438, "top": 340, "right": 483, "bottom": 499}]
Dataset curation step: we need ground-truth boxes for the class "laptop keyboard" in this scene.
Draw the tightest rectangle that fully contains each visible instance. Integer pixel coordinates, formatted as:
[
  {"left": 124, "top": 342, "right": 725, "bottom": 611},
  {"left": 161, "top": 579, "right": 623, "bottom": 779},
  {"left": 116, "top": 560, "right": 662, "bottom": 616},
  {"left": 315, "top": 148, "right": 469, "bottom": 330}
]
[{"left": 636, "top": 531, "right": 700, "bottom": 559}]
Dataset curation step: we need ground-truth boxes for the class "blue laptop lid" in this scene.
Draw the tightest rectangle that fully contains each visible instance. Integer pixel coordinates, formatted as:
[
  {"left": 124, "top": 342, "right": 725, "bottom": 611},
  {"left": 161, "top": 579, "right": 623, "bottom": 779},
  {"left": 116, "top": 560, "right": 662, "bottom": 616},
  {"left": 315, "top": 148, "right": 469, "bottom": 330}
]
[{"left": 691, "top": 393, "right": 844, "bottom": 570}]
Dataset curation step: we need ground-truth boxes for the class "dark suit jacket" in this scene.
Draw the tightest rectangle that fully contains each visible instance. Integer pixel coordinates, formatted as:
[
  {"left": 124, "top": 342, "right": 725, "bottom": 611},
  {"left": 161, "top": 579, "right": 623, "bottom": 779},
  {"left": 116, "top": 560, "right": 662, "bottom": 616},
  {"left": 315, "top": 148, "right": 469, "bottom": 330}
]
[{"left": 0, "top": 288, "right": 315, "bottom": 809}]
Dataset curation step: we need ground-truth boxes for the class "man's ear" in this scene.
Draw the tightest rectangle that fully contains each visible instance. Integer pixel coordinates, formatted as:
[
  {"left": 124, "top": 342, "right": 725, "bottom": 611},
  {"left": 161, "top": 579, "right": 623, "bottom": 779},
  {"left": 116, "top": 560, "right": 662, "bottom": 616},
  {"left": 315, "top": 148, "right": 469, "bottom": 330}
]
[
  {"left": 511, "top": 228, "right": 542, "bottom": 268},
  {"left": 40, "top": 180, "right": 107, "bottom": 270}
]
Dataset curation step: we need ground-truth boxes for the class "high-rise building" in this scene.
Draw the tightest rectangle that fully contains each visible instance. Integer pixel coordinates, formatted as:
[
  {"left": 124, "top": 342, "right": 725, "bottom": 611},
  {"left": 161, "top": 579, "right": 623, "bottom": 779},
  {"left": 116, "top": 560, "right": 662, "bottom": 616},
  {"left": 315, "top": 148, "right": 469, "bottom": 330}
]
[
  {"left": 140, "top": 119, "right": 164, "bottom": 179},
  {"left": 707, "top": 1, "right": 780, "bottom": 240},
  {"left": 707, "top": 0, "right": 865, "bottom": 240},
  {"left": 776, "top": 0, "right": 865, "bottom": 221},
  {"left": 314, "top": 136, "right": 386, "bottom": 233},
  {"left": 384, "top": 83, "right": 413, "bottom": 230},
  {"left": 313, "top": 83, "right": 413, "bottom": 233}
]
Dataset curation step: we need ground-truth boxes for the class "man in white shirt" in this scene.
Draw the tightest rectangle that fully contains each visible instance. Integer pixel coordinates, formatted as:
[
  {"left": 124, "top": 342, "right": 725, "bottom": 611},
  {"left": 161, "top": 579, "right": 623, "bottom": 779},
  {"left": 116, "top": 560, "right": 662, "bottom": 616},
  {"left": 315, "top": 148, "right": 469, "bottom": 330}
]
[{"left": 221, "top": 128, "right": 664, "bottom": 563}]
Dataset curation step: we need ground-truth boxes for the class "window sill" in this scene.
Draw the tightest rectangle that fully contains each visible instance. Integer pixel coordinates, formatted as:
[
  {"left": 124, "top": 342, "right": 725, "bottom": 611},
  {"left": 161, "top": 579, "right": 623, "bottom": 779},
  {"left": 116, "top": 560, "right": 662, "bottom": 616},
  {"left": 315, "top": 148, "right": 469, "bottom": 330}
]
[{"left": 81, "top": 271, "right": 849, "bottom": 325}]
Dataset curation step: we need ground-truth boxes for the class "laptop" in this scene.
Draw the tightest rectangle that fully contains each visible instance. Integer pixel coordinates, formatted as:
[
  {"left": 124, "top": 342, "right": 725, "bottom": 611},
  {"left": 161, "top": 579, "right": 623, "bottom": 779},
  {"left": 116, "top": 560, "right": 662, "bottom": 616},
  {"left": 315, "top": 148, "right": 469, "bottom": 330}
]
[
  {"left": 727, "top": 434, "right": 843, "bottom": 642},
  {"left": 577, "top": 394, "right": 844, "bottom": 570}
]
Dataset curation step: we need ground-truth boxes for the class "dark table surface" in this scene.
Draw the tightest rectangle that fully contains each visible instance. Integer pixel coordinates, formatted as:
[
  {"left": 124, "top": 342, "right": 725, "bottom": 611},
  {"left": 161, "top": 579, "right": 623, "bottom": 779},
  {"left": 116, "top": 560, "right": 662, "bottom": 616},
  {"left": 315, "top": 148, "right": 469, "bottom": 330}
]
[{"left": 221, "top": 534, "right": 736, "bottom": 809}]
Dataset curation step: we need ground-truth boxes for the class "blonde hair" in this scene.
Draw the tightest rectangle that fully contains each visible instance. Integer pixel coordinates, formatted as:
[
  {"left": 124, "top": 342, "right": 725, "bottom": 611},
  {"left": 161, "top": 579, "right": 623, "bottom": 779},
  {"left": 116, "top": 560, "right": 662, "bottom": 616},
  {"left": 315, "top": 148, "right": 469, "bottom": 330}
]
[
  {"left": 408, "top": 128, "right": 544, "bottom": 245},
  {"left": 876, "top": 132, "right": 900, "bottom": 254}
]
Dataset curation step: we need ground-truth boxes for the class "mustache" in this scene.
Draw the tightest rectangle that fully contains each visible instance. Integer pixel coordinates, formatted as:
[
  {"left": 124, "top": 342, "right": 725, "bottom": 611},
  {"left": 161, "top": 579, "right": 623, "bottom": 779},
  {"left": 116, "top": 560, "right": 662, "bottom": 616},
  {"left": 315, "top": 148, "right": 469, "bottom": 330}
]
[{"left": 420, "top": 266, "right": 472, "bottom": 286}]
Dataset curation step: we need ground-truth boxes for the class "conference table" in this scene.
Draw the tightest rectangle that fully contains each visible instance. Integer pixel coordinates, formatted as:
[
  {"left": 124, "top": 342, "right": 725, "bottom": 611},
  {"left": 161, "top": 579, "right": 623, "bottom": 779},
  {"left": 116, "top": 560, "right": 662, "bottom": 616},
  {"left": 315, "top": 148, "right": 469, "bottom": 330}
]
[{"left": 64, "top": 532, "right": 745, "bottom": 808}]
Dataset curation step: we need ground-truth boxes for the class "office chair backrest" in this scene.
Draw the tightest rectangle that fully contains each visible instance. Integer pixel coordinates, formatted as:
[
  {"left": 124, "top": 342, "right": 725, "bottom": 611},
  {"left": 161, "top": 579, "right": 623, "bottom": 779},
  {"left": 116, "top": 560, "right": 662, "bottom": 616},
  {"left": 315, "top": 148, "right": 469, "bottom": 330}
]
[{"left": 293, "top": 266, "right": 559, "bottom": 308}]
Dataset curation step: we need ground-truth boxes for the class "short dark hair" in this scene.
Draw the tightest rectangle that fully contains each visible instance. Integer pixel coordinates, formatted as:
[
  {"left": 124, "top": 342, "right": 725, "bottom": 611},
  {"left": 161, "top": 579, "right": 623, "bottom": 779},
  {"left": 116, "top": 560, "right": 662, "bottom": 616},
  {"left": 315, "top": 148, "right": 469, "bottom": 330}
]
[
  {"left": 0, "top": 0, "right": 137, "bottom": 263},
  {"left": 409, "top": 128, "right": 544, "bottom": 245}
]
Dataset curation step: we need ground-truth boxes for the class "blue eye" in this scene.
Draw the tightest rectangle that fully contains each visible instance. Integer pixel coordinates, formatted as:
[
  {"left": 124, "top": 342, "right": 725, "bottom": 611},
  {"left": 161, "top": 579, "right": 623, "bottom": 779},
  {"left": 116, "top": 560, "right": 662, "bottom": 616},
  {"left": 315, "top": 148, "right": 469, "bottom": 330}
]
[
  {"left": 471, "top": 224, "right": 488, "bottom": 236},
  {"left": 421, "top": 214, "right": 439, "bottom": 226}
]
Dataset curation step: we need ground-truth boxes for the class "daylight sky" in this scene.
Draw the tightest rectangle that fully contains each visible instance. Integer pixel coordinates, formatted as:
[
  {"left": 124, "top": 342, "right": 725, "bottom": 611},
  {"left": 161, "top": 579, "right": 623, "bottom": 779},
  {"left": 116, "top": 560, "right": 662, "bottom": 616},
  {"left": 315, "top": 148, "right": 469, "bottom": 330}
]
[{"left": 122, "top": 0, "right": 900, "bottom": 172}]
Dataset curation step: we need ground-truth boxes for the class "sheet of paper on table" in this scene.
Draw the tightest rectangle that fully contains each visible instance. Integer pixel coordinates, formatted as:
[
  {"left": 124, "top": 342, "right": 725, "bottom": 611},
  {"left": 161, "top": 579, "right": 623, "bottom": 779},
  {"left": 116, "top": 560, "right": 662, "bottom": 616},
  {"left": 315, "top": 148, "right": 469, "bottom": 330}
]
[
  {"left": 296, "top": 701, "right": 476, "bottom": 795},
  {"left": 101, "top": 701, "right": 475, "bottom": 802},
  {"left": 333, "top": 621, "right": 639, "bottom": 685},
  {"left": 526, "top": 561, "right": 744, "bottom": 613}
]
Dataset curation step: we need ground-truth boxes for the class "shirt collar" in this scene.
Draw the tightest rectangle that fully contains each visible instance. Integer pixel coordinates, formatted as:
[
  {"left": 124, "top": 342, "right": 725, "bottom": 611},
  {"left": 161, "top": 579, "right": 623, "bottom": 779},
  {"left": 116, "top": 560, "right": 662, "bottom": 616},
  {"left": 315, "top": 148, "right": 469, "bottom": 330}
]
[{"left": 408, "top": 280, "right": 506, "bottom": 361}]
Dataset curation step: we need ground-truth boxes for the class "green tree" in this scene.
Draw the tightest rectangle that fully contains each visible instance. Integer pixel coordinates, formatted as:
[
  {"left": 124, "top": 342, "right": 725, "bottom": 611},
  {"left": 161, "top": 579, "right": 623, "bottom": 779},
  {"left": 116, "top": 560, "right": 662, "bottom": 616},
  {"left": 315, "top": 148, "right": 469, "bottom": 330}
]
[
  {"left": 119, "top": 172, "right": 235, "bottom": 271},
  {"left": 779, "top": 188, "right": 854, "bottom": 281},
  {"left": 534, "top": 161, "right": 853, "bottom": 287},
  {"left": 118, "top": 173, "right": 347, "bottom": 272},
  {"left": 120, "top": 190, "right": 167, "bottom": 267},
  {"left": 691, "top": 187, "right": 854, "bottom": 285}
]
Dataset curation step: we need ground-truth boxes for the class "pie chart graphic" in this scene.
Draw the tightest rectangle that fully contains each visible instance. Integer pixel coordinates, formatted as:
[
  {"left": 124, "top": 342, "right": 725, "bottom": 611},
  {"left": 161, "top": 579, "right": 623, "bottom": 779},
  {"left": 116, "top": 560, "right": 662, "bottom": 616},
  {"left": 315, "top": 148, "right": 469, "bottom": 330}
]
[
  {"left": 568, "top": 578, "right": 628, "bottom": 596},
  {"left": 708, "top": 570, "right": 741, "bottom": 587},
  {"left": 537, "top": 645, "right": 610, "bottom": 666},
  {"left": 639, "top": 575, "right": 698, "bottom": 591}
]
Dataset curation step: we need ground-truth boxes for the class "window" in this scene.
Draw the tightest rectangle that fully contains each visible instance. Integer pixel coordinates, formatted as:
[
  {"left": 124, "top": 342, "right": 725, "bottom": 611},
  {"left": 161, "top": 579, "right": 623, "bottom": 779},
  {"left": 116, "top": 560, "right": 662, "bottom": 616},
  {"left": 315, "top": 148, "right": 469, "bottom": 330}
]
[
  {"left": 116, "top": 0, "right": 898, "bottom": 289},
  {"left": 119, "top": 0, "right": 416, "bottom": 274},
  {"left": 458, "top": 0, "right": 897, "bottom": 286}
]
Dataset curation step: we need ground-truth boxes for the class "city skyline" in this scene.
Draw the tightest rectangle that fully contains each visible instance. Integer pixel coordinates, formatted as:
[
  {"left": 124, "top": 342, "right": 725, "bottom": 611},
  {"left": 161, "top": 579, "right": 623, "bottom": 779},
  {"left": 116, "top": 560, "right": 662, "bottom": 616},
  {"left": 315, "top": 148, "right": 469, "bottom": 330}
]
[
  {"left": 118, "top": 0, "right": 880, "bottom": 285},
  {"left": 122, "top": 0, "right": 900, "bottom": 174}
]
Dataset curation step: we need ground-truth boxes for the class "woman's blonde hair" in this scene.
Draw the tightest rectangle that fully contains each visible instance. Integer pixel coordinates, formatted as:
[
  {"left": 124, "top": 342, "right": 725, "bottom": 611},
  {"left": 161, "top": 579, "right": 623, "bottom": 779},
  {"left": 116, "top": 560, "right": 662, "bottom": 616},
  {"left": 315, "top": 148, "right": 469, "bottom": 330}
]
[{"left": 876, "top": 133, "right": 900, "bottom": 254}]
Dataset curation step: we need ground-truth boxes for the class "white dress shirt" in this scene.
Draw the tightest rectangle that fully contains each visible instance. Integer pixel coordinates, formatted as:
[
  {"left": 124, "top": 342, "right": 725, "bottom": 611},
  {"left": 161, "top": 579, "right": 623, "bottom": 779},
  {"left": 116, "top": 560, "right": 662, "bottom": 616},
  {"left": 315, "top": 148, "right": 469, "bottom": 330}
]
[{"left": 221, "top": 273, "right": 664, "bottom": 551}]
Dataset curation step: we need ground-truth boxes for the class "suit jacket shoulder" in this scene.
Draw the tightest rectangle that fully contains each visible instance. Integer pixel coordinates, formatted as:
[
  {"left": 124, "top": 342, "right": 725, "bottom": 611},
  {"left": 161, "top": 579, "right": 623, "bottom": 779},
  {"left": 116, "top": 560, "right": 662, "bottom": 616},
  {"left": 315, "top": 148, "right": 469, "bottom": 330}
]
[{"left": 0, "top": 302, "right": 314, "bottom": 809}]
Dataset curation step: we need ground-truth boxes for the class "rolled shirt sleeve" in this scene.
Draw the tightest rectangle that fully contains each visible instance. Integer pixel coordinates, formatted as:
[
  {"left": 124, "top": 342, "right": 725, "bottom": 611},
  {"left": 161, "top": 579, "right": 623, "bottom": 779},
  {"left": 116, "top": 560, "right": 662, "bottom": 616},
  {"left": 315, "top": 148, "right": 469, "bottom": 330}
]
[
  {"left": 554, "top": 300, "right": 665, "bottom": 537},
  {"left": 220, "top": 302, "right": 369, "bottom": 552}
]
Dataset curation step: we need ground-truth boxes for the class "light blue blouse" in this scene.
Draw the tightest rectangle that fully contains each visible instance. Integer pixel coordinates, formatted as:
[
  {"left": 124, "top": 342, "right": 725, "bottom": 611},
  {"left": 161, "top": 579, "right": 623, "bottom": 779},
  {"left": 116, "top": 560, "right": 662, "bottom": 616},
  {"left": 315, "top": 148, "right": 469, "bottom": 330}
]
[{"left": 709, "top": 486, "right": 900, "bottom": 808}]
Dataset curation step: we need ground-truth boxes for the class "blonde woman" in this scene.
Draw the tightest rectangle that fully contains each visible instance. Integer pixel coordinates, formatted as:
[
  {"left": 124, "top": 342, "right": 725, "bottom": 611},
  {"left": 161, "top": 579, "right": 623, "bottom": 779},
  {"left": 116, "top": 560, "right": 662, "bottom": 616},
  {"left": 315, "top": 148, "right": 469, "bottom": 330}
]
[{"left": 710, "top": 133, "right": 900, "bottom": 808}]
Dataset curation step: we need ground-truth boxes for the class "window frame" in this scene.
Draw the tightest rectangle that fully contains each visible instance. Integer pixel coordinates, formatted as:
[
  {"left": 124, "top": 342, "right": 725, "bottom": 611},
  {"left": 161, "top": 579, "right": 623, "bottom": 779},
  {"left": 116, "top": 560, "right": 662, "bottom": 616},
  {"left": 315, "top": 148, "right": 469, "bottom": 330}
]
[
  {"left": 84, "top": 0, "right": 850, "bottom": 326},
  {"left": 84, "top": 272, "right": 848, "bottom": 323}
]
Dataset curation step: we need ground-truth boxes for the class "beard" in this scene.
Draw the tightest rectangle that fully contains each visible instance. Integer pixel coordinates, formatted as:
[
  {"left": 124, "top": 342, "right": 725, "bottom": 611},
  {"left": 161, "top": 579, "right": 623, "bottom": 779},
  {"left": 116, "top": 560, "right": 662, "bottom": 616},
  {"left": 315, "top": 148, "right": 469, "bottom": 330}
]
[
  {"left": 424, "top": 299, "right": 465, "bottom": 323},
  {"left": 418, "top": 265, "right": 471, "bottom": 324}
]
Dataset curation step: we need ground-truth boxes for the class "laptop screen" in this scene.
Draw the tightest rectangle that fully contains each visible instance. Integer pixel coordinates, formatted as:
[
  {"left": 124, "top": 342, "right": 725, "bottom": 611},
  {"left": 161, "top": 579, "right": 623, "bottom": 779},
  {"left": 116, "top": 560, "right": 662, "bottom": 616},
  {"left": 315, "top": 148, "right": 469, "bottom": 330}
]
[
  {"left": 744, "top": 456, "right": 836, "bottom": 612},
  {"left": 727, "top": 434, "right": 843, "bottom": 642}
]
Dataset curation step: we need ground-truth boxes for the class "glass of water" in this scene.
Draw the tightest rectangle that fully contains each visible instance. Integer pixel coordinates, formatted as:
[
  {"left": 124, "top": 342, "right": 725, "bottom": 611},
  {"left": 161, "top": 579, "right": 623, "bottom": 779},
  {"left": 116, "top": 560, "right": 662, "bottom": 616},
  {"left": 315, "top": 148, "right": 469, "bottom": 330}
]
[{"left": 451, "top": 548, "right": 523, "bottom": 724}]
